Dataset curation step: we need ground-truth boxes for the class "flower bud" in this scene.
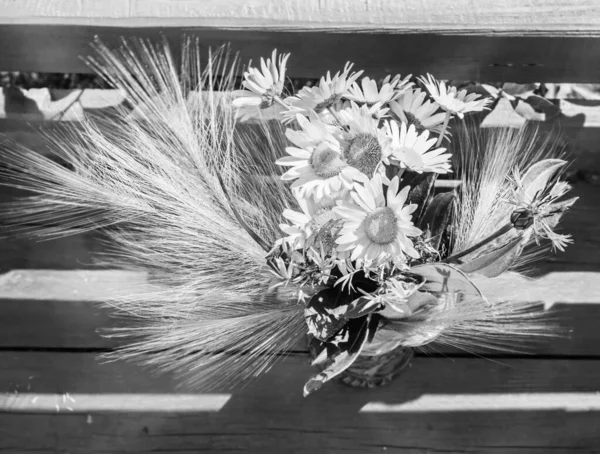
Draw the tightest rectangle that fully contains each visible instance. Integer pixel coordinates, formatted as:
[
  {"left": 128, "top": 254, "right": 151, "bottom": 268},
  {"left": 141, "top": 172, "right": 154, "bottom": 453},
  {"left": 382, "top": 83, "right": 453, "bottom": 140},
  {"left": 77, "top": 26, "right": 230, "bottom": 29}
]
[{"left": 511, "top": 208, "right": 534, "bottom": 230}]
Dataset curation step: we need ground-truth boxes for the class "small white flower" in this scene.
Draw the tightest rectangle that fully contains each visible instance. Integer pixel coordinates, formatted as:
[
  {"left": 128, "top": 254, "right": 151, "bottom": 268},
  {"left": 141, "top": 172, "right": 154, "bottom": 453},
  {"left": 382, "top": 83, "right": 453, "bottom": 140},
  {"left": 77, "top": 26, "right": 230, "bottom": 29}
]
[
  {"left": 334, "top": 175, "right": 422, "bottom": 265},
  {"left": 278, "top": 194, "right": 339, "bottom": 250},
  {"left": 276, "top": 113, "right": 368, "bottom": 201},
  {"left": 389, "top": 88, "right": 447, "bottom": 136},
  {"left": 509, "top": 163, "right": 575, "bottom": 251},
  {"left": 269, "top": 256, "right": 296, "bottom": 285},
  {"left": 361, "top": 277, "right": 425, "bottom": 319},
  {"left": 279, "top": 206, "right": 312, "bottom": 250},
  {"left": 232, "top": 49, "right": 290, "bottom": 121},
  {"left": 281, "top": 63, "right": 363, "bottom": 123},
  {"left": 419, "top": 74, "right": 491, "bottom": 119},
  {"left": 345, "top": 74, "right": 413, "bottom": 105},
  {"left": 388, "top": 121, "right": 452, "bottom": 174}
]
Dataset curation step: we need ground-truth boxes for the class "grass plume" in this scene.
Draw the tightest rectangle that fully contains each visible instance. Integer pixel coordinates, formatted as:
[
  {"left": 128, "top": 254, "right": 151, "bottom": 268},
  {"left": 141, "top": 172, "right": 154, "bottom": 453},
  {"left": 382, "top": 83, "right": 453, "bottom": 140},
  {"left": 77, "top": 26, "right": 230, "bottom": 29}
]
[{"left": 0, "top": 38, "right": 304, "bottom": 389}]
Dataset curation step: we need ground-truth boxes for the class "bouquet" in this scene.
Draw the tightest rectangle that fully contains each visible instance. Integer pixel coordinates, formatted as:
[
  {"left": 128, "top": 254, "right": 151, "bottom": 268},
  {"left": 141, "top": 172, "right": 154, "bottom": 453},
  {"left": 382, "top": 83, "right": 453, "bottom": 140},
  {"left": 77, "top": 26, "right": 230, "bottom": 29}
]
[{"left": 0, "top": 39, "right": 577, "bottom": 397}]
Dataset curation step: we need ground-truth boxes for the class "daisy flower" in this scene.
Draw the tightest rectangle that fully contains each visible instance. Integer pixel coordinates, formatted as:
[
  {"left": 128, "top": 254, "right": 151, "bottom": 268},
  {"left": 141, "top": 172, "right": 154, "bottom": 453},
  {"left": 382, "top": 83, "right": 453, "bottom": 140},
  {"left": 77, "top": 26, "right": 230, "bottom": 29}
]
[
  {"left": 281, "top": 62, "right": 363, "bottom": 123},
  {"left": 389, "top": 88, "right": 447, "bottom": 136},
  {"left": 334, "top": 175, "right": 422, "bottom": 265},
  {"left": 338, "top": 102, "right": 393, "bottom": 178},
  {"left": 232, "top": 49, "right": 290, "bottom": 121},
  {"left": 345, "top": 74, "right": 413, "bottom": 105},
  {"left": 276, "top": 113, "right": 368, "bottom": 201},
  {"left": 387, "top": 121, "right": 452, "bottom": 174},
  {"left": 419, "top": 74, "right": 491, "bottom": 119},
  {"left": 279, "top": 193, "right": 339, "bottom": 250}
]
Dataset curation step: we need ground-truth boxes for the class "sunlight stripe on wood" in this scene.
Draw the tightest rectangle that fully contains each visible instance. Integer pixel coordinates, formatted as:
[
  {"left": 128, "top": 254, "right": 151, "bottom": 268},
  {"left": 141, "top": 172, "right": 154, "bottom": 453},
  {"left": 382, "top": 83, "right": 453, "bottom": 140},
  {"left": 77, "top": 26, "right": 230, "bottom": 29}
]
[
  {"left": 360, "top": 393, "right": 600, "bottom": 413},
  {"left": 1, "top": 269, "right": 599, "bottom": 305},
  {"left": 1, "top": 393, "right": 232, "bottom": 413}
]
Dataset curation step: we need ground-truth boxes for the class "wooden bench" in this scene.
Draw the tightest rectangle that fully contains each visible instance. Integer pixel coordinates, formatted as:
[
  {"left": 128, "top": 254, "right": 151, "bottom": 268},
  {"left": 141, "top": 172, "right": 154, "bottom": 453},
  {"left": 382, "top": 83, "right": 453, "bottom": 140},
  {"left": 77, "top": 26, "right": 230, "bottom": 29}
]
[{"left": 1, "top": 1, "right": 600, "bottom": 452}]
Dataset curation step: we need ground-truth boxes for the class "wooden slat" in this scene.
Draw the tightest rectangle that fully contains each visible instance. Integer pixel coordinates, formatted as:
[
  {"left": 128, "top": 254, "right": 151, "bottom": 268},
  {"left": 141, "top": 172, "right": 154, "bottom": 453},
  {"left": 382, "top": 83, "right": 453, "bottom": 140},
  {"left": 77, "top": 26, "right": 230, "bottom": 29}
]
[
  {"left": 0, "top": 353, "right": 599, "bottom": 453},
  {"left": 1, "top": 0, "right": 598, "bottom": 33},
  {"left": 1, "top": 271, "right": 599, "bottom": 354},
  {"left": 1, "top": 0, "right": 600, "bottom": 82},
  {"left": 0, "top": 233, "right": 106, "bottom": 271}
]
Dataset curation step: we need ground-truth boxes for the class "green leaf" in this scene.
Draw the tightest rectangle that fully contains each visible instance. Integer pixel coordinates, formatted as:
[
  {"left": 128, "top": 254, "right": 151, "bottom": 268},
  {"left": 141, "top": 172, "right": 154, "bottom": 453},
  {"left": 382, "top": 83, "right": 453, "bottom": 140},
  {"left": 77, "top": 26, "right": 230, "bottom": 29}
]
[
  {"left": 513, "top": 95, "right": 560, "bottom": 121},
  {"left": 457, "top": 234, "right": 524, "bottom": 277},
  {"left": 304, "top": 286, "right": 383, "bottom": 342},
  {"left": 502, "top": 82, "right": 538, "bottom": 97},
  {"left": 524, "top": 95, "right": 561, "bottom": 120},
  {"left": 405, "top": 172, "right": 437, "bottom": 225},
  {"left": 419, "top": 192, "right": 455, "bottom": 250},
  {"left": 304, "top": 287, "right": 352, "bottom": 342},
  {"left": 343, "top": 296, "right": 383, "bottom": 319},
  {"left": 303, "top": 315, "right": 373, "bottom": 397},
  {"left": 520, "top": 159, "right": 566, "bottom": 203}
]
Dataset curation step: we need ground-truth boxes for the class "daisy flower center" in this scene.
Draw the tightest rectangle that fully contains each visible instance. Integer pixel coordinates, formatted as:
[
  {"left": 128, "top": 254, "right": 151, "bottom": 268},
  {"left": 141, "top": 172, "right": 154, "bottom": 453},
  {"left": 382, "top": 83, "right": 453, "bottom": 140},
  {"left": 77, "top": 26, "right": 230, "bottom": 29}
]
[
  {"left": 364, "top": 207, "right": 398, "bottom": 244},
  {"left": 403, "top": 112, "right": 426, "bottom": 133},
  {"left": 314, "top": 95, "right": 341, "bottom": 113},
  {"left": 310, "top": 145, "right": 345, "bottom": 178},
  {"left": 343, "top": 133, "right": 382, "bottom": 178},
  {"left": 259, "top": 84, "right": 282, "bottom": 109}
]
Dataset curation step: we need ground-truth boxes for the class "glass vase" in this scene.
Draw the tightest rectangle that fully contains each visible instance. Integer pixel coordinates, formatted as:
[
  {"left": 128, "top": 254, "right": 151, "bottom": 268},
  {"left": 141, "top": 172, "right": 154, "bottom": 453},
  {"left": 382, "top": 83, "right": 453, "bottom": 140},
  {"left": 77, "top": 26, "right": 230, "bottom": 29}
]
[{"left": 308, "top": 329, "right": 414, "bottom": 389}]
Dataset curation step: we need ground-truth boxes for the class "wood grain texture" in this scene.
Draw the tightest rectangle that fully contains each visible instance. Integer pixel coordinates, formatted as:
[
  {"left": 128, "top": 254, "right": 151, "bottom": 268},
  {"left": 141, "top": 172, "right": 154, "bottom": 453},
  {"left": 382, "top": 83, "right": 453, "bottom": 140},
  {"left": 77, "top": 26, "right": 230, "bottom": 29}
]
[
  {"left": 0, "top": 353, "right": 599, "bottom": 453},
  {"left": 0, "top": 0, "right": 598, "bottom": 34},
  {"left": 2, "top": 24, "right": 600, "bottom": 81}
]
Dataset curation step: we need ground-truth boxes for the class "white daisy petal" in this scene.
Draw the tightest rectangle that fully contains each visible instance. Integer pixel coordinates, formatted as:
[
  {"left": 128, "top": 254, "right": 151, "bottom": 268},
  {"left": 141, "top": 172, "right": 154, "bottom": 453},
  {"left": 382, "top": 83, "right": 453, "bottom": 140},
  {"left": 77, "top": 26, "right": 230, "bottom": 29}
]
[{"left": 233, "top": 49, "right": 290, "bottom": 121}]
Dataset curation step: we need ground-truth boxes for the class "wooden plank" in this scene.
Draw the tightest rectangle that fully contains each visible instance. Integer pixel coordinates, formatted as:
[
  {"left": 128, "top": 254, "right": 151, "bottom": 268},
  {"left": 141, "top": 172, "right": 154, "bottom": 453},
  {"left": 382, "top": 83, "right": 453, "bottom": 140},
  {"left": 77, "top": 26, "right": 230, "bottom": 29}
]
[
  {"left": 2, "top": 289, "right": 600, "bottom": 354},
  {"left": 1, "top": 0, "right": 598, "bottom": 33},
  {"left": 2, "top": 24, "right": 600, "bottom": 82},
  {"left": 0, "top": 353, "right": 599, "bottom": 453},
  {"left": 0, "top": 299, "right": 117, "bottom": 349},
  {"left": 0, "top": 233, "right": 106, "bottom": 271}
]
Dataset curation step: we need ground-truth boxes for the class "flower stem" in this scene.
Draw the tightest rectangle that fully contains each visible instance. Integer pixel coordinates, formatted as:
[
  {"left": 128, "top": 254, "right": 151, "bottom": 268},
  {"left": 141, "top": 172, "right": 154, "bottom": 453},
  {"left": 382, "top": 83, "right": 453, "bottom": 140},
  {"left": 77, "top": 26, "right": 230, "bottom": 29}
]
[
  {"left": 443, "top": 222, "right": 514, "bottom": 264},
  {"left": 327, "top": 106, "right": 350, "bottom": 131},
  {"left": 435, "top": 111, "right": 451, "bottom": 148}
]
